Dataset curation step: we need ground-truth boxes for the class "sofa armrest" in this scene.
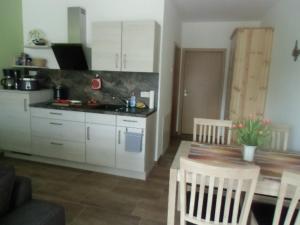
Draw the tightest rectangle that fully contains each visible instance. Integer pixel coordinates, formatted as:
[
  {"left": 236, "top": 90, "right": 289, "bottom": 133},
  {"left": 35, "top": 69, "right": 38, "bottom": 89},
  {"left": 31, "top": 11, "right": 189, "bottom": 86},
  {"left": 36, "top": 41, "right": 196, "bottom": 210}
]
[{"left": 9, "top": 176, "right": 32, "bottom": 210}]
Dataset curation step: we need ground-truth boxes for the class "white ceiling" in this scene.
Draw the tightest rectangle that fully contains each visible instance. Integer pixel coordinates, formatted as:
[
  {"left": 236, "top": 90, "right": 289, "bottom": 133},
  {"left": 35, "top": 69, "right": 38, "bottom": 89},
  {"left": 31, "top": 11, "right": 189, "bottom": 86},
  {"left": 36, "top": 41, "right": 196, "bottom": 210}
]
[{"left": 173, "top": 0, "right": 280, "bottom": 22}]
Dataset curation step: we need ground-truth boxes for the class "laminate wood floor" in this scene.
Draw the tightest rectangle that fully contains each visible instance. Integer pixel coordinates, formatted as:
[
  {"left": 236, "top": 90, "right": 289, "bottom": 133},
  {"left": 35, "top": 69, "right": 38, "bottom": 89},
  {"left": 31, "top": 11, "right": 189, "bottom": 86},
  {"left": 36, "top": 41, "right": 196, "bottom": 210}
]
[{"left": 0, "top": 138, "right": 181, "bottom": 225}]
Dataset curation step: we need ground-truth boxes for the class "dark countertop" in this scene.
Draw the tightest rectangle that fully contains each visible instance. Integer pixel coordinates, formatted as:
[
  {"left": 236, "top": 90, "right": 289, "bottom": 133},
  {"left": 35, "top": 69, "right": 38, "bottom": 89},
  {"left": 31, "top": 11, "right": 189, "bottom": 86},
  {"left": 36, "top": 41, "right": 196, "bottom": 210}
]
[{"left": 30, "top": 102, "right": 156, "bottom": 118}]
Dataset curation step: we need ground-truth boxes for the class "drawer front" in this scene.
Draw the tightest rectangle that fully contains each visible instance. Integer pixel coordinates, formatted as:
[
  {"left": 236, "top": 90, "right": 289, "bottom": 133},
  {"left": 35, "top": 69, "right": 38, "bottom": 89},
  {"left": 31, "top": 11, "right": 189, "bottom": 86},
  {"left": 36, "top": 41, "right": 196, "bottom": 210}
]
[
  {"left": 32, "top": 136, "right": 85, "bottom": 162},
  {"left": 117, "top": 116, "right": 145, "bottom": 128},
  {"left": 31, "top": 108, "right": 85, "bottom": 122},
  {"left": 85, "top": 113, "right": 116, "bottom": 125},
  {"left": 31, "top": 117, "right": 85, "bottom": 142}
]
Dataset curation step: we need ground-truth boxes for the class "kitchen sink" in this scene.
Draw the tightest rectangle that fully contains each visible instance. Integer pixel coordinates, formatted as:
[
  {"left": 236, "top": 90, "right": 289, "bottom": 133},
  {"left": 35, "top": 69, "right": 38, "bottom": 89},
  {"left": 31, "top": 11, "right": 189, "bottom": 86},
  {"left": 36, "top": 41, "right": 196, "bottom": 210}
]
[{"left": 94, "top": 104, "right": 126, "bottom": 111}]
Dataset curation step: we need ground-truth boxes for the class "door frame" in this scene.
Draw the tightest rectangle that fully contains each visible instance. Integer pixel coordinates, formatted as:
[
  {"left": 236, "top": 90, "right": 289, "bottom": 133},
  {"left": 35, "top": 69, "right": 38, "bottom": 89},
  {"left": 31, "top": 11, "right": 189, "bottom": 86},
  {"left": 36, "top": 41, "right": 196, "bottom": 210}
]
[
  {"left": 178, "top": 48, "right": 227, "bottom": 135},
  {"left": 170, "top": 44, "right": 182, "bottom": 137}
]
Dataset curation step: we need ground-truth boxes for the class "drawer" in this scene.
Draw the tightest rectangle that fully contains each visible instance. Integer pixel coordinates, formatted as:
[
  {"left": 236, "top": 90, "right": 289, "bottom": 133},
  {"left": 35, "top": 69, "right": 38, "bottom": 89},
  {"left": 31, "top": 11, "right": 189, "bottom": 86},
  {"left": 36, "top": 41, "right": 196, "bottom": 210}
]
[
  {"left": 117, "top": 116, "right": 146, "bottom": 128},
  {"left": 31, "top": 117, "right": 85, "bottom": 142},
  {"left": 31, "top": 108, "right": 85, "bottom": 122},
  {"left": 85, "top": 113, "right": 116, "bottom": 125},
  {"left": 32, "top": 136, "right": 85, "bottom": 163}
]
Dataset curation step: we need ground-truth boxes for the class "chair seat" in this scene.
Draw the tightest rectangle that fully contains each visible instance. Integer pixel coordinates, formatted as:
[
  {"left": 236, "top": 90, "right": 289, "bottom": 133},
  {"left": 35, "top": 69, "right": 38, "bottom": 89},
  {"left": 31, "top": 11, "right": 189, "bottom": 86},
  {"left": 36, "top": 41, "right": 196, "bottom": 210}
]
[{"left": 252, "top": 202, "right": 297, "bottom": 225}]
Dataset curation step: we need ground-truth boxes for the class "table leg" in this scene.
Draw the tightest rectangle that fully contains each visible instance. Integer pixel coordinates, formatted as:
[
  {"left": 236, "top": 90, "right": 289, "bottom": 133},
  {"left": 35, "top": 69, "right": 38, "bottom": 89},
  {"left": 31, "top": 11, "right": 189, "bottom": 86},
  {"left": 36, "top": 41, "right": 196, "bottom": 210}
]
[{"left": 167, "top": 168, "right": 177, "bottom": 225}]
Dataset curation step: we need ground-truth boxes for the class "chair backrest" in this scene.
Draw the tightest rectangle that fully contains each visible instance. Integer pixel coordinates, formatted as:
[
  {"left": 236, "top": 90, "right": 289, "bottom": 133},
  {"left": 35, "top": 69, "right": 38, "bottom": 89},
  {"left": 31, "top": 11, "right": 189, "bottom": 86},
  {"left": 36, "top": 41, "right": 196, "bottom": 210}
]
[
  {"left": 193, "top": 118, "right": 233, "bottom": 145},
  {"left": 179, "top": 157, "right": 260, "bottom": 225},
  {"left": 272, "top": 170, "right": 300, "bottom": 225},
  {"left": 269, "top": 124, "right": 289, "bottom": 151}
]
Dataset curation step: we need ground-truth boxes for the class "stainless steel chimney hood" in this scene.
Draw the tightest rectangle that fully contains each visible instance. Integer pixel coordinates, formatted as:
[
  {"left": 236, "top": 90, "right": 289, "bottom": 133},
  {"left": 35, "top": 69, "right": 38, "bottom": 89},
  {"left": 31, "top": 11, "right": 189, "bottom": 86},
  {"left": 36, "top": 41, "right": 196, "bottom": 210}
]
[{"left": 52, "top": 7, "right": 91, "bottom": 70}]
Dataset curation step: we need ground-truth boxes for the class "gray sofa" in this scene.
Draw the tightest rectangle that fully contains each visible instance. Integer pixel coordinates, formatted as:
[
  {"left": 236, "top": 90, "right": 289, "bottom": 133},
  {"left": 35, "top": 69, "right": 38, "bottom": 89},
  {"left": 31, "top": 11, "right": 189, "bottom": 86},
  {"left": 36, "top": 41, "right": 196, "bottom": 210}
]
[{"left": 0, "top": 164, "right": 65, "bottom": 225}]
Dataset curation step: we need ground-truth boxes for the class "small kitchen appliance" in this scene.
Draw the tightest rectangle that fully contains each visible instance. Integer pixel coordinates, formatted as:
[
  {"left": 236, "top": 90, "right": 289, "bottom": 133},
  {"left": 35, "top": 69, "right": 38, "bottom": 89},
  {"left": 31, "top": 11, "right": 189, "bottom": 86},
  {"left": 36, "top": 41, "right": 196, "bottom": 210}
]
[
  {"left": 53, "top": 85, "right": 69, "bottom": 100},
  {"left": 1, "top": 69, "right": 21, "bottom": 89},
  {"left": 19, "top": 77, "right": 39, "bottom": 91}
]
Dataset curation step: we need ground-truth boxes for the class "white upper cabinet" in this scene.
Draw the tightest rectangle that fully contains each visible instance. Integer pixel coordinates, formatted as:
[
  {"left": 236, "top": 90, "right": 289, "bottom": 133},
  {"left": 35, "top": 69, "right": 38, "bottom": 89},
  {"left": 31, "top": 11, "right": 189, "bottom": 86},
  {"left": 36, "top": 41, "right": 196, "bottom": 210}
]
[
  {"left": 92, "top": 21, "right": 122, "bottom": 71},
  {"left": 92, "top": 20, "right": 160, "bottom": 73}
]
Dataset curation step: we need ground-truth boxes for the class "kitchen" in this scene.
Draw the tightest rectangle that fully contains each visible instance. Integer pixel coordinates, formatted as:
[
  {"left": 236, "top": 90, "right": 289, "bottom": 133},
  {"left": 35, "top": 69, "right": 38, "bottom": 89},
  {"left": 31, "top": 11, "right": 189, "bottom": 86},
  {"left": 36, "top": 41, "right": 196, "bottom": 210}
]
[
  {"left": 1, "top": 0, "right": 300, "bottom": 225},
  {"left": 0, "top": 5, "right": 162, "bottom": 180}
]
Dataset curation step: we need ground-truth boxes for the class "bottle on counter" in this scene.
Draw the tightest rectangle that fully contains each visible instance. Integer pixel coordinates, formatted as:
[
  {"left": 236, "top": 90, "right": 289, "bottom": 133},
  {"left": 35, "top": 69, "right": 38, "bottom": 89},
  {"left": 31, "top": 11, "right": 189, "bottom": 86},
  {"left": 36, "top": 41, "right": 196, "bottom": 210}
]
[{"left": 130, "top": 92, "right": 136, "bottom": 108}]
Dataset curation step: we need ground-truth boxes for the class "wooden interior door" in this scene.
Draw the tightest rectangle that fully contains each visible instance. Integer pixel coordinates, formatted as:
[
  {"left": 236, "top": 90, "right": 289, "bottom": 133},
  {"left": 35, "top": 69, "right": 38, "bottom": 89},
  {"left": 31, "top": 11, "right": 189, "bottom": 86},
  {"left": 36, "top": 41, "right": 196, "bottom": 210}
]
[{"left": 181, "top": 50, "right": 225, "bottom": 134}]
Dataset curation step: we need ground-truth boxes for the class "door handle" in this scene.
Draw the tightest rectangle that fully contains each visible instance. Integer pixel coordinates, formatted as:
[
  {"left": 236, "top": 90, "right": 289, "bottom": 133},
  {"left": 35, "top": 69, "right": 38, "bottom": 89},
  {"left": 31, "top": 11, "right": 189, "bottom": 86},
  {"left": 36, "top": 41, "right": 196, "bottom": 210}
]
[
  {"left": 87, "top": 127, "right": 90, "bottom": 140},
  {"left": 184, "top": 88, "right": 189, "bottom": 97},
  {"left": 50, "top": 112, "right": 62, "bottom": 115},
  {"left": 49, "top": 122, "right": 63, "bottom": 126},
  {"left": 118, "top": 130, "right": 121, "bottom": 144},
  {"left": 123, "top": 119, "right": 138, "bottom": 123},
  {"left": 50, "top": 142, "right": 63, "bottom": 146}
]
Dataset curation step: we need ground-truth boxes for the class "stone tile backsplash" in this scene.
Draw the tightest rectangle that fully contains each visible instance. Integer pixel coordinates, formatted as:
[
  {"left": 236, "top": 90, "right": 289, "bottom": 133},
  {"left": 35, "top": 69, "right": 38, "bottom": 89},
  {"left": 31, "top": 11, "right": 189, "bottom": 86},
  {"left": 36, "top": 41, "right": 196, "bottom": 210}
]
[{"left": 38, "top": 69, "right": 159, "bottom": 107}]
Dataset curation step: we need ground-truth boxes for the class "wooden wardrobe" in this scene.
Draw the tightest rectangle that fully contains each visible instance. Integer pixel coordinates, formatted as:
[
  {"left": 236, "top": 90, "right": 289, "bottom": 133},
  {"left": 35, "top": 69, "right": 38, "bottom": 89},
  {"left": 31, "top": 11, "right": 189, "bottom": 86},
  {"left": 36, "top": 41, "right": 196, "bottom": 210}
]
[{"left": 225, "top": 27, "right": 274, "bottom": 121}]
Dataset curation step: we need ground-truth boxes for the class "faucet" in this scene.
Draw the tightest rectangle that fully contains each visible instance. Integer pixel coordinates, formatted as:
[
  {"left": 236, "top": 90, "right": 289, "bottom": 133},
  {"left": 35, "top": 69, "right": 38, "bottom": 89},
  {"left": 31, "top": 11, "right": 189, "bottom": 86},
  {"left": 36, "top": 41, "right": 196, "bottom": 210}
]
[{"left": 112, "top": 96, "right": 129, "bottom": 107}]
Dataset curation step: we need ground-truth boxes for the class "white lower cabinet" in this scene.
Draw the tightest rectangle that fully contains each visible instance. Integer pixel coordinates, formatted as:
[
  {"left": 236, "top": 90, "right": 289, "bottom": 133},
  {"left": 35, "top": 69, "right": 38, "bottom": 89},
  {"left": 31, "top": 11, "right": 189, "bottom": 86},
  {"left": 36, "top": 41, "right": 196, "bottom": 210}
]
[
  {"left": 24, "top": 108, "right": 156, "bottom": 179},
  {"left": 116, "top": 126, "right": 144, "bottom": 172},
  {"left": 0, "top": 90, "right": 52, "bottom": 154},
  {"left": 31, "top": 109, "right": 85, "bottom": 162},
  {"left": 85, "top": 113, "right": 116, "bottom": 167}
]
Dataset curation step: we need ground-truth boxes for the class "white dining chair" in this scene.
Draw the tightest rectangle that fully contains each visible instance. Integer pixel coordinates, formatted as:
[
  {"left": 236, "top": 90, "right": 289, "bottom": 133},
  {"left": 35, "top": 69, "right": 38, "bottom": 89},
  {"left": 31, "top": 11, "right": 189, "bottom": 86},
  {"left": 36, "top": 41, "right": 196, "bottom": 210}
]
[
  {"left": 251, "top": 170, "right": 300, "bottom": 225},
  {"left": 193, "top": 118, "right": 233, "bottom": 145},
  {"left": 269, "top": 124, "right": 289, "bottom": 152},
  {"left": 179, "top": 157, "right": 260, "bottom": 225}
]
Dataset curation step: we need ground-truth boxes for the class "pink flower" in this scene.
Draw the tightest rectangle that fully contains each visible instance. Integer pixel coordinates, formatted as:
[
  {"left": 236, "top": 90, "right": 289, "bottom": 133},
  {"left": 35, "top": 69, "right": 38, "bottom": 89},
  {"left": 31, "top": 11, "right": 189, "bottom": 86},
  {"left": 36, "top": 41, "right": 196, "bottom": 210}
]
[
  {"left": 238, "top": 123, "right": 244, "bottom": 128},
  {"left": 232, "top": 124, "right": 237, "bottom": 128},
  {"left": 262, "top": 119, "right": 272, "bottom": 125}
]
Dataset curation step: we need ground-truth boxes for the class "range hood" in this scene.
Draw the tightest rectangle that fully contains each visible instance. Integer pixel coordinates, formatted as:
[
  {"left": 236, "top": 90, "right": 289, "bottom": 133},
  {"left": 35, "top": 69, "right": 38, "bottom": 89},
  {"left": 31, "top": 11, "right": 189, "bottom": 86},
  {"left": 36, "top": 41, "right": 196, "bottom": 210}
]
[{"left": 52, "top": 7, "right": 91, "bottom": 70}]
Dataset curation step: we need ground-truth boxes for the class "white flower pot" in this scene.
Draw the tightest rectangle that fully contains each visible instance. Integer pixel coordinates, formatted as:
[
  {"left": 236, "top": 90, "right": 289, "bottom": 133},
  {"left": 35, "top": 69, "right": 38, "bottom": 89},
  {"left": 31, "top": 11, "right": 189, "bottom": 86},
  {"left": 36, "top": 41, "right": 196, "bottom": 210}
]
[{"left": 243, "top": 145, "right": 256, "bottom": 162}]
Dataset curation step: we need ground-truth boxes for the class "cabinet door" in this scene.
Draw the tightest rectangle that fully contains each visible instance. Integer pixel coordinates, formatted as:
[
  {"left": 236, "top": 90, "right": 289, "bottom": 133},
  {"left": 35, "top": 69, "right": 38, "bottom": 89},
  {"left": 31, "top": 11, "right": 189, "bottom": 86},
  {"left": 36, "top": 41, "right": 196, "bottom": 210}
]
[
  {"left": 92, "top": 21, "right": 122, "bottom": 71},
  {"left": 86, "top": 123, "right": 116, "bottom": 167},
  {"left": 122, "top": 21, "right": 159, "bottom": 72},
  {"left": 0, "top": 92, "right": 31, "bottom": 153},
  {"left": 116, "top": 127, "right": 144, "bottom": 172}
]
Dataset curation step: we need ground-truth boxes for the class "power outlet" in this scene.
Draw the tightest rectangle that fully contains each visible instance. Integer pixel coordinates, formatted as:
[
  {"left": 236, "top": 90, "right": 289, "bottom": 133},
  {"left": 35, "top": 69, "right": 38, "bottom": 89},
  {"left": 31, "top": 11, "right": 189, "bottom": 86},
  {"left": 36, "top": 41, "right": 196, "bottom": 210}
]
[{"left": 140, "top": 91, "right": 150, "bottom": 98}]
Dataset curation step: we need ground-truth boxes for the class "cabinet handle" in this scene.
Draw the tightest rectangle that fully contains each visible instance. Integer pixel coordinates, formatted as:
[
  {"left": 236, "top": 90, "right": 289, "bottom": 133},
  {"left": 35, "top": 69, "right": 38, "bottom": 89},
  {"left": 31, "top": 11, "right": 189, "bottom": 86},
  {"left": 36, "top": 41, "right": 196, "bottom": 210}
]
[
  {"left": 118, "top": 130, "right": 121, "bottom": 144},
  {"left": 123, "top": 54, "right": 127, "bottom": 69},
  {"left": 24, "top": 99, "right": 28, "bottom": 112},
  {"left": 87, "top": 127, "right": 90, "bottom": 140},
  {"left": 50, "top": 112, "right": 62, "bottom": 115},
  {"left": 123, "top": 119, "right": 137, "bottom": 123},
  {"left": 115, "top": 53, "right": 119, "bottom": 68},
  {"left": 51, "top": 142, "right": 63, "bottom": 146},
  {"left": 49, "top": 122, "right": 63, "bottom": 126}
]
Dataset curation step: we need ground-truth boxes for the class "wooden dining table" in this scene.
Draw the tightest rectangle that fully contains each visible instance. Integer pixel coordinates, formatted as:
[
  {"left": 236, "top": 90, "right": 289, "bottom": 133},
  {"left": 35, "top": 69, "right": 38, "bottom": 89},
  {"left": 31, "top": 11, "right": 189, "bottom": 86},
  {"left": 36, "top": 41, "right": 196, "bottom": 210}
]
[{"left": 167, "top": 140, "right": 300, "bottom": 225}]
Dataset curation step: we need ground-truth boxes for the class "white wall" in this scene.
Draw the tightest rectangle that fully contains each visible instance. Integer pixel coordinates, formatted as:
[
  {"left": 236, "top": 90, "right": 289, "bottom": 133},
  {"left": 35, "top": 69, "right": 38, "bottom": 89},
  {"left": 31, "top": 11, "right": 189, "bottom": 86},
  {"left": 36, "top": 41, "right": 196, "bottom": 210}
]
[
  {"left": 22, "top": 0, "right": 164, "bottom": 68},
  {"left": 180, "top": 21, "right": 260, "bottom": 121},
  {"left": 155, "top": 0, "right": 181, "bottom": 157},
  {"left": 261, "top": 0, "right": 300, "bottom": 151}
]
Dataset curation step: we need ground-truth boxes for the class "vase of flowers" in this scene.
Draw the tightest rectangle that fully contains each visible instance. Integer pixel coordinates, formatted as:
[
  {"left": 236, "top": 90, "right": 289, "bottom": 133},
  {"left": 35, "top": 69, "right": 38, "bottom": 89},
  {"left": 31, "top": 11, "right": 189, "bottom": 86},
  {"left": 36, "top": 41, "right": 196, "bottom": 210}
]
[{"left": 233, "top": 116, "right": 271, "bottom": 161}]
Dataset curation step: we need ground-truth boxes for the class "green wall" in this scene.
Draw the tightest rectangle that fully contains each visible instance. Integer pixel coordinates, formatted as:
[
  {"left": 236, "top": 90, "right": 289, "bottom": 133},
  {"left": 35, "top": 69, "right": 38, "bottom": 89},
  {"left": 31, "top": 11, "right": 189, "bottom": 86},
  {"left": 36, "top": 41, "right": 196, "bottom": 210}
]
[{"left": 0, "top": 0, "right": 23, "bottom": 78}]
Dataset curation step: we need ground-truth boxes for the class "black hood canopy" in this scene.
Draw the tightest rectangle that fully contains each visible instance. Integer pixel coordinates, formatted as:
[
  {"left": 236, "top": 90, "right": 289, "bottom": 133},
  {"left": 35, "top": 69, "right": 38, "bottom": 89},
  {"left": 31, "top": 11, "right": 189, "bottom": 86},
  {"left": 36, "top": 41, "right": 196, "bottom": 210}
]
[{"left": 51, "top": 43, "right": 88, "bottom": 70}]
